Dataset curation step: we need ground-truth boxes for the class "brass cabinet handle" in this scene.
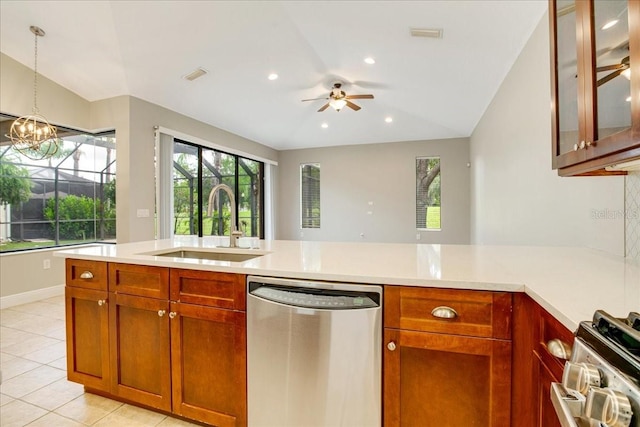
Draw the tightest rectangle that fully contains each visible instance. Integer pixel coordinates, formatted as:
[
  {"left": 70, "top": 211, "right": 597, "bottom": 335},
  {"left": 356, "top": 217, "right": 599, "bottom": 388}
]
[
  {"left": 547, "top": 339, "right": 572, "bottom": 360},
  {"left": 158, "top": 310, "right": 166, "bottom": 317},
  {"left": 169, "top": 312, "right": 177, "bottom": 319},
  {"left": 387, "top": 342, "right": 397, "bottom": 351},
  {"left": 80, "top": 271, "right": 94, "bottom": 279},
  {"left": 431, "top": 306, "right": 458, "bottom": 319},
  {"left": 97, "top": 299, "right": 106, "bottom": 306}
]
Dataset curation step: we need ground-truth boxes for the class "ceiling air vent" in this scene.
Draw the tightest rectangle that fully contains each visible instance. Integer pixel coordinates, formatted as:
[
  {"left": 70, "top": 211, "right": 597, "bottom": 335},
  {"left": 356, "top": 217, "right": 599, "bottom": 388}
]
[
  {"left": 410, "top": 28, "right": 443, "bottom": 39},
  {"left": 183, "top": 67, "right": 208, "bottom": 81}
]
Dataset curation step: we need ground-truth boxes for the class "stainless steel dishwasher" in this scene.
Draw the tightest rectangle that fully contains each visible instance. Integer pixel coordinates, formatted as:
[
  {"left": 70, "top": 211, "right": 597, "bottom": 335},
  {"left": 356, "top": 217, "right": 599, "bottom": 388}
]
[{"left": 247, "top": 276, "right": 382, "bottom": 427}]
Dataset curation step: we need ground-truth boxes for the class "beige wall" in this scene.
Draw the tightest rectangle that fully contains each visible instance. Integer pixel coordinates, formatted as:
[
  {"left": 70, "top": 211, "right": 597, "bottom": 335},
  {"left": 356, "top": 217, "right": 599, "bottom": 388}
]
[
  {"left": 0, "top": 248, "right": 65, "bottom": 300},
  {"left": 470, "top": 12, "right": 625, "bottom": 256},
  {"left": 276, "top": 138, "right": 471, "bottom": 244},
  {"left": 0, "top": 53, "right": 90, "bottom": 129}
]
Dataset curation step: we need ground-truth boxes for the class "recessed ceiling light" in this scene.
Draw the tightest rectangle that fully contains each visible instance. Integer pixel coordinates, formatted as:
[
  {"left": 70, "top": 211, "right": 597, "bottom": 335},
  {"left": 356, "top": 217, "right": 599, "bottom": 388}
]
[
  {"left": 601, "top": 19, "right": 619, "bottom": 30},
  {"left": 364, "top": 57, "right": 376, "bottom": 65},
  {"left": 627, "top": 96, "right": 632, "bottom": 102},
  {"left": 183, "top": 67, "right": 208, "bottom": 81},
  {"left": 321, "top": 123, "right": 328, "bottom": 129},
  {"left": 268, "top": 73, "right": 279, "bottom": 81},
  {"left": 385, "top": 117, "right": 393, "bottom": 123}
]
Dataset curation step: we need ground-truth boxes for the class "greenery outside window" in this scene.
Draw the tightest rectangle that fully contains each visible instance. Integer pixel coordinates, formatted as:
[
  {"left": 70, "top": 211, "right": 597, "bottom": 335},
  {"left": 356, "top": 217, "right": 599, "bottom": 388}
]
[
  {"left": 172, "top": 140, "right": 264, "bottom": 238},
  {"left": 0, "top": 115, "right": 116, "bottom": 252},
  {"left": 301, "top": 163, "right": 320, "bottom": 229},
  {"left": 416, "top": 157, "right": 441, "bottom": 230}
]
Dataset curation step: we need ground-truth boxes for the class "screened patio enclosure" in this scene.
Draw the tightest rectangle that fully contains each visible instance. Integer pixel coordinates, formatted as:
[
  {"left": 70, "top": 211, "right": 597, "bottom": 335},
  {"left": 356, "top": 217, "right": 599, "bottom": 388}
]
[
  {"left": 173, "top": 141, "right": 263, "bottom": 239},
  {"left": 0, "top": 115, "right": 116, "bottom": 252}
]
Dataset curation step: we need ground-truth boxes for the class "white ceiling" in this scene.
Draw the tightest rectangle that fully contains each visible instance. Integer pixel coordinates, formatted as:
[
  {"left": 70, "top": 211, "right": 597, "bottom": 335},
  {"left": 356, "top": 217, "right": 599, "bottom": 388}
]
[{"left": 0, "top": 1, "right": 547, "bottom": 151}]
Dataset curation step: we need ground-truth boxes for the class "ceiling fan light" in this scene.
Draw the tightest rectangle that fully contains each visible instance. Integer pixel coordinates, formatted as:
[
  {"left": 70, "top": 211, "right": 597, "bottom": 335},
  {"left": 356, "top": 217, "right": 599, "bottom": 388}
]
[
  {"left": 621, "top": 68, "right": 631, "bottom": 80},
  {"left": 330, "top": 98, "right": 347, "bottom": 111}
]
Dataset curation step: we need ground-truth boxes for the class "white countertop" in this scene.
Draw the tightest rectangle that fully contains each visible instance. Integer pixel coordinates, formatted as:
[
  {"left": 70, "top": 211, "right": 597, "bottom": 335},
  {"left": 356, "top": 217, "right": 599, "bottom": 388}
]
[{"left": 55, "top": 236, "right": 640, "bottom": 332}]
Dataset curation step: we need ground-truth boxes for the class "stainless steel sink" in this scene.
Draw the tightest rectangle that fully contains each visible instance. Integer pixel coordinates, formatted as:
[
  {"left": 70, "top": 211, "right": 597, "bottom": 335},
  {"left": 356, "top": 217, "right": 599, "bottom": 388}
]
[{"left": 144, "top": 248, "right": 267, "bottom": 262}]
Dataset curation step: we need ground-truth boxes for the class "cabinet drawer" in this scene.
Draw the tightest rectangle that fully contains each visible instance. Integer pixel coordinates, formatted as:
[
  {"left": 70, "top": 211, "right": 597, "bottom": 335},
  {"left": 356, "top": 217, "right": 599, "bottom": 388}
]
[
  {"left": 108, "top": 263, "right": 169, "bottom": 299},
  {"left": 66, "top": 259, "right": 108, "bottom": 291},
  {"left": 537, "top": 305, "right": 574, "bottom": 379},
  {"left": 170, "top": 269, "right": 246, "bottom": 311},
  {"left": 384, "top": 286, "right": 512, "bottom": 339}
]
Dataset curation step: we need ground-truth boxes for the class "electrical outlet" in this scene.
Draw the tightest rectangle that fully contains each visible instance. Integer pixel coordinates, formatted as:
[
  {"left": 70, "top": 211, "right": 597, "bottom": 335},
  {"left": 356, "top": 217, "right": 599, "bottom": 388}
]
[{"left": 43, "top": 259, "right": 51, "bottom": 269}]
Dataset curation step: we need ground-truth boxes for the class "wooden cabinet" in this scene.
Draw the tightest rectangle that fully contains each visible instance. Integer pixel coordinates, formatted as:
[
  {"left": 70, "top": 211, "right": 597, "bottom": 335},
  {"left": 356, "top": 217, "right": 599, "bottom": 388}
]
[
  {"left": 109, "top": 292, "right": 171, "bottom": 411},
  {"left": 383, "top": 286, "right": 512, "bottom": 426},
  {"left": 550, "top": 0, "right": 640, "bottom": 176},
  {"left": 65, "top": 259, "right": 247, "bottom": 426},
  {"left": 512, "top": 293, "right": 574, "bottom": 427},
  {"left": 65, "top": 285, "right": 110, "bottom": 392},
  {"left": 169, "top": 269, "right": 247, "bottom": 427}
]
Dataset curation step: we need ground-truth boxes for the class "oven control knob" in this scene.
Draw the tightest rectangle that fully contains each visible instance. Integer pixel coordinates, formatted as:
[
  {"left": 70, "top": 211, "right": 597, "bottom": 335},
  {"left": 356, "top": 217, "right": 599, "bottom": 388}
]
[
  {"left": 585, "top": 388, "right": 633, "bottom": 427},
  {"left": 562, "top": 362, "right": 601, "bottom": 395}
]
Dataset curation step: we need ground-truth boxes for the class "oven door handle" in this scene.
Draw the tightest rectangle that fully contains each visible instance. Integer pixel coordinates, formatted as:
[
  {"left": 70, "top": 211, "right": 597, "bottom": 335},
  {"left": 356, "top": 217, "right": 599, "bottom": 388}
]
[{"left": 550, "top": 382, "right": 585, "bottom": 427}]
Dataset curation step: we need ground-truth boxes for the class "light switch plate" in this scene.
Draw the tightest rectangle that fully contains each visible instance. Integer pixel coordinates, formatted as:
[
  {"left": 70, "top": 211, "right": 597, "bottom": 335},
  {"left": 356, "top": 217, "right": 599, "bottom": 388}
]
[{"left": 137, "top": 209, "right": 150, "bottom": 218}]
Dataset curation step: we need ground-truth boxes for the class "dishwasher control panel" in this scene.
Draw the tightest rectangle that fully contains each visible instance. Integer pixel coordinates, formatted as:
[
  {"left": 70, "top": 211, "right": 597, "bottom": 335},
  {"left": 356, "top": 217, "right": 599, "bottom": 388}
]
[{"left": 248, "top": 282, "right": 380, "bottom": 310}]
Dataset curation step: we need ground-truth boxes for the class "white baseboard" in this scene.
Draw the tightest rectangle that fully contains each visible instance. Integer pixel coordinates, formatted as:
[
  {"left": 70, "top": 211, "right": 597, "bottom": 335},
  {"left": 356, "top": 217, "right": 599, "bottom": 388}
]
[{"left": 0, "top": 285, "right": 65, "bottom": 309}]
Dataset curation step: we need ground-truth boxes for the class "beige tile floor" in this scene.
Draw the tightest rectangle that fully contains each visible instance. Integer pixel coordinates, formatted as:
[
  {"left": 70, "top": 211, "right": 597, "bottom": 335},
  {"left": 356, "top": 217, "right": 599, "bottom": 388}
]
[{"left": 0, "top": 296, "right": 200, "bottom": 427}]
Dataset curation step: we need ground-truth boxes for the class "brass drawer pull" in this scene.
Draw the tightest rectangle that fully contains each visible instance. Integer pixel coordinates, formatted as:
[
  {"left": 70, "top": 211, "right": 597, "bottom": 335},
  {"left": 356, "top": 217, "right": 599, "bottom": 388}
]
[
  {"left": 547, "top": 339, "right": 572, "bottom": 360},
  {"left": 97, "top": 299, "right": 106, "bottom": 306},
  {"left": 169, "top": 312, "right": 177, "bottom": 319},
  {"left": 80, "top": 271, "right": 94, "bottom": 279},
  {"left": 387, "top": 342, "right": 397, "bottom": 351},
  {"left": 158, "top": 310, "right": 166, "bottom": 317},
  {"left": 431, "top": 306, "right": 458, "bottom": 319}
]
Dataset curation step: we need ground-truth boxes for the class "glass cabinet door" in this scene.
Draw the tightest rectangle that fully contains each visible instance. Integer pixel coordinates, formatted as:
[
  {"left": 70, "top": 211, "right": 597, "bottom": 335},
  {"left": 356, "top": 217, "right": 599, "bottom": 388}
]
[
  {"left": 593, "top": 0, "right": 632, "bottom": 141},
  {"left": 555, "top": 0, "right": 581, "bottom": 156}
]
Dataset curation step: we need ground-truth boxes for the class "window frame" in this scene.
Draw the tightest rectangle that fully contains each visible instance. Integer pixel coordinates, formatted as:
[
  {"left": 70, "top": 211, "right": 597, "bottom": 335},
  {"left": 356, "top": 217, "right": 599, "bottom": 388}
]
[
  {"left": 416, "top": 156, "right": 441, "bottom": 232},
  {"left": 172, "top": 139, "right": 265, "bottom": 238},
  {"left": 300, "top": 162, "right": 321, "bottom": 229},
  {"left": 0, "top": 114, "right": 116, "bottom": 253}
]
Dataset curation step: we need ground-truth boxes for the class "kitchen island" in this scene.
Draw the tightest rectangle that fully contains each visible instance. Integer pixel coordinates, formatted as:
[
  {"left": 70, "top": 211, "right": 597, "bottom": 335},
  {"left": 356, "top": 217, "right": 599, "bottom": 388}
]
[
  {"left": 55, "top": 236, "right": 640, "bottom": 331},
  {"left": 55, "top": 237, "right": 640, "bottom": 427}
]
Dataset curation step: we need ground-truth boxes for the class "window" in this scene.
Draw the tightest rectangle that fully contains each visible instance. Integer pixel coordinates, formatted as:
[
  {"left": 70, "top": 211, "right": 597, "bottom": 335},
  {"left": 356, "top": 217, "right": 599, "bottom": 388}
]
[
  {"left": 172, "top": 140, "right": 264, "bottom": 238},
  {"left": 0, "top": 115, "right": 116, "bottom": 252},
  {"left": 416, "top": 157, "right": 441, "bottom": 230},
  {"left": 301, "top": 163, "right": 320, "bottom": 228}
]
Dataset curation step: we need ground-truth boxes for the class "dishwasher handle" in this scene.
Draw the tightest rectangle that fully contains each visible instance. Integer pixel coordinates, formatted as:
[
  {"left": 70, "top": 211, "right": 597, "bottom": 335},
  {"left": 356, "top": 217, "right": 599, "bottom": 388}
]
[{"left": 248, "top": 282, "right": 380, "bottom": 310}]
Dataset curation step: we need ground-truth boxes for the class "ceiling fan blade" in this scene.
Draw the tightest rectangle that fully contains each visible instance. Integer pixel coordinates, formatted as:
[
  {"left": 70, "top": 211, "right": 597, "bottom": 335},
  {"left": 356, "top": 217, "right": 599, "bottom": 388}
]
[
  {"left": 318, "top": 103, "right": 330, "bottom": 112},
  {"left": 345, "top": 94, "right": 374, "bottom": 100},
  {"left": 302, "top": 97, "right": 329, "bottom": 102},
  {"left": 595, "top": 63, "right": 623, "bottom": 73},
  {"left": 345, "top": 100, "right": 361, "bottom": 111},
  {"left": 597, "top": 69, "right": 623, "bottom": 87}
]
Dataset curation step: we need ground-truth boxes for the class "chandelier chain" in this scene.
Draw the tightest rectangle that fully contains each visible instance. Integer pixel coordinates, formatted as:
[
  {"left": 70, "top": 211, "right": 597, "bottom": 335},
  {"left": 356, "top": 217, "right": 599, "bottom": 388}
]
[{"left": 33, "top": 29, "right": 39, "bottom": 114}]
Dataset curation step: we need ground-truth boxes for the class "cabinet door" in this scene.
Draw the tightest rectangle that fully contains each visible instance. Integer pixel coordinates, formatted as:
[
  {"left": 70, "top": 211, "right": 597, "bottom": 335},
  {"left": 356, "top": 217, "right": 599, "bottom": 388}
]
[
  {"left": 170, "top": 302, "right": 247, "bottom": 427},
  {"left": 109, "top": 293, "right": 171, "bottom": 411},
  {"left": 384, "top": 328, "right": 511, "bottom": 427},
  {"left": 535, "top": 355, "right": 562, "bottom": 427},
  {"left": 65, "top": 286, "right": 110, "bottom": 391},
  {"left": 551, "top": 0, "right": 640, "bottom": 174}
]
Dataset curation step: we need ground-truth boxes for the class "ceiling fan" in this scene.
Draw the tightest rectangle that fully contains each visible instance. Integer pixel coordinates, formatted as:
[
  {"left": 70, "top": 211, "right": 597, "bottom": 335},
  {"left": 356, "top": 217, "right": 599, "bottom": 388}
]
[
  {"left": 596, "top": 55, "right": 630, "bottom": 87},
  {"left": 302, "top": 83, "right": 374, "bottom": 112}
]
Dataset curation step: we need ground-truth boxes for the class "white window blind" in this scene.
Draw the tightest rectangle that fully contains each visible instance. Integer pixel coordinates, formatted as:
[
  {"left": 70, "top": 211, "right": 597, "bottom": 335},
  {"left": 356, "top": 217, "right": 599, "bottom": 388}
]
[{"left": 301, "top": 163, "right": 320, "bottom": 228}]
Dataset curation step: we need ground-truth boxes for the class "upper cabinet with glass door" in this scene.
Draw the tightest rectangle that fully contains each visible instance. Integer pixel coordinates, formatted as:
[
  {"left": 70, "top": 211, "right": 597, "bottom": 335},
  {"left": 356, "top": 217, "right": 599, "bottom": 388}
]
[{"left": 550, "top": 0, "right": 640, "bottom": 176}]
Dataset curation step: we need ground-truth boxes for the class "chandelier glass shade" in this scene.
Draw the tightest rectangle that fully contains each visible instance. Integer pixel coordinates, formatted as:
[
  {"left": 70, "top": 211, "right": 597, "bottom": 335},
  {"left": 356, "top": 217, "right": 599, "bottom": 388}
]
[{"left": 8, "top": 26, "right": 59, "bottom": 160}]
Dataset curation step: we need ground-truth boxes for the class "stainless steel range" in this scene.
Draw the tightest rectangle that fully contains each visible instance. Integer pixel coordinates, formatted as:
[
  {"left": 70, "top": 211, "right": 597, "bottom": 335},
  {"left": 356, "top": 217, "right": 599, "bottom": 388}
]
[{"left": 552, "top": 311, "right": 640, "bottom": 427}]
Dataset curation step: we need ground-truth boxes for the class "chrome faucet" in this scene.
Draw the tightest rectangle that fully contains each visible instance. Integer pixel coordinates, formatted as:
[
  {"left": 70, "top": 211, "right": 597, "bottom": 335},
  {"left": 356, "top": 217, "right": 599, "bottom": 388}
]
[{"left": 206, "top": 183, "right": 243, "bottom": 248}]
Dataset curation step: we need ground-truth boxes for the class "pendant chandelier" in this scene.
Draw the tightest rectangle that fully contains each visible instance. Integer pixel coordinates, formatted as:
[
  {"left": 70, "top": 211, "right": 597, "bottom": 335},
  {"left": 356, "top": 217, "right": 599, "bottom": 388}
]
[{"left": 8, "top": 26, "right": 59, "bottom": 160}]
